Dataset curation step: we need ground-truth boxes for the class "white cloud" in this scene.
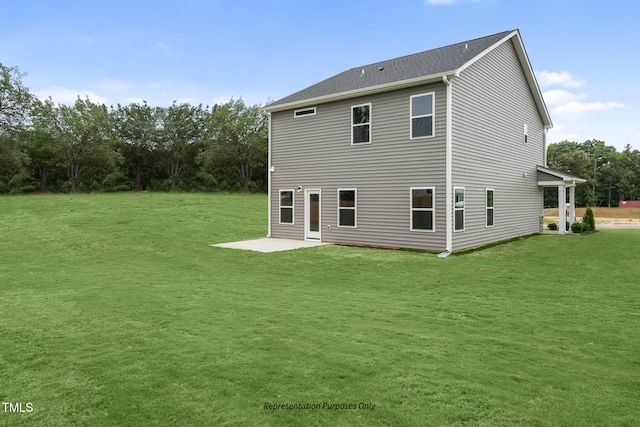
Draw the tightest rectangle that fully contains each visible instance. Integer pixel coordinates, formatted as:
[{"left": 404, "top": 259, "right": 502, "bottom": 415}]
[
  {"left": 543, "top": 89, "right": 587, "bottom": 106},
  {"left": 539, "top": 72, "right": 624, "bottom": 120},
  {"left": 35, "top": 86, "right": 108, "bottom": 105},
  {"left": 552, "top": 100, "right": 624, "bottom": 118},
  {"left": 537, "top": 71, "right": 585, "bottom": 88}
]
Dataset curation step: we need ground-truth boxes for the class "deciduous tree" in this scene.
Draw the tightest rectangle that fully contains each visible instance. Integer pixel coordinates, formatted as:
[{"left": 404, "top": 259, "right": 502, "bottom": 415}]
[
  {"left": 112, "top": 102, "right": 161, "bottom": 191},
  {"left": 0, "top": 63, "right": 33, "bottom": 135},
  {"left": 157, "top": 103, "right": 206, "bottom": 191},
  {"left": 54, "top": 98, "right": 120, "bottom": 192},
  {"left": 198, "top": 99, "right": 267, "bottom": 192}
]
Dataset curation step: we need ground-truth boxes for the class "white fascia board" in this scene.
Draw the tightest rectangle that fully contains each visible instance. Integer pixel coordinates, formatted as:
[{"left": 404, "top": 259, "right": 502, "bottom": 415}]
[
  {"left": 263, "top": 71, "right": 455, "bottom": 113},
  {"left": 538, "top": 180, "right": 564, "bottom": 187},
  {"left": 456, "top": 31, "right": 517, "bottom": 75},
  {"left": 538, "top": 178, "right": 585, "bottom": 187}
]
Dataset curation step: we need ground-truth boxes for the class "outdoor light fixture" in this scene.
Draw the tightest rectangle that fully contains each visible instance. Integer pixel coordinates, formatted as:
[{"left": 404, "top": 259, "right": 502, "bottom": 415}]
[
  {"left": 296, "top": 186, "right": 303, "bottom": 193},
  {"left": 270, "top": 166, "right": 275, "bottom": 173}
]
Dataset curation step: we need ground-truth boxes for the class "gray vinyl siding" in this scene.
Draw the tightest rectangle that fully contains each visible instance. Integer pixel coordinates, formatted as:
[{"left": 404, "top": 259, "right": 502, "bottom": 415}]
[
  {"left": 537, "top": 170, "right": 561, "bottom": 182},
  {"left": 451, "top": 39, "right": 545, "bottom": 249},
  {"left": 270, "top": 83, "right": 447, "bottom": 250}
]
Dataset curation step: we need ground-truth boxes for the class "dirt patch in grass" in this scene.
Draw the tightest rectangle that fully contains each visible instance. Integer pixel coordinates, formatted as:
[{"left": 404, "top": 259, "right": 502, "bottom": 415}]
[{"left": 544, "top": 207, "right": 640, "bottom": 219}]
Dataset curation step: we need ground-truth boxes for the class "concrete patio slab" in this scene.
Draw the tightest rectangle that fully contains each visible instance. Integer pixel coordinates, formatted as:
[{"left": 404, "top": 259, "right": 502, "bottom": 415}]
[{"left": 211, "top": 238, "right": 328, "bottom": 253}]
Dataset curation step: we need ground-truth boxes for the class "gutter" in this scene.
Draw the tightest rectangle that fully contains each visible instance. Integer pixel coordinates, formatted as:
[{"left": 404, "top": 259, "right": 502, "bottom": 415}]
[{"left": 264, "top": 71, "right": 457, "bottom": 113}]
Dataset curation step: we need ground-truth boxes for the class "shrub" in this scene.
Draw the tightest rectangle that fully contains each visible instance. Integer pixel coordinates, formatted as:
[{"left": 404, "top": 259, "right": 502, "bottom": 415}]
[
  {"left": 192, "top": 171, "right": 218, "bottom": 192},
  {"left": 8, "top": 171, "right": 37, "bottom": 194},
  {"left": 583, "top": 207, "right": 596, "bottom": 231},
  {"left": 547, "top": 223, "right": 558, "bottom": 231},
  {"left": 102, "top": 171, "right": 132, "bottom": 192},
  {"left": 571, "top": 222, "right": 585, "bottom": 233}
]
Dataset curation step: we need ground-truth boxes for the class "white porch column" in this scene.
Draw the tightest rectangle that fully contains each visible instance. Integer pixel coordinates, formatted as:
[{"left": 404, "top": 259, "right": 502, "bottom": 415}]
[
  {"left": 569, "top": 185, "right": 576, "bottom": 225},
  {"left": 558, "top": 185, "right": 566, "bottom": 234}
]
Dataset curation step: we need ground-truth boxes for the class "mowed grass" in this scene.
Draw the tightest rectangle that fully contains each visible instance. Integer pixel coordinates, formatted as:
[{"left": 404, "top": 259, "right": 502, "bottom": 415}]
[{"left": 1, "top": 193, "right": 639, "bottom": 426}]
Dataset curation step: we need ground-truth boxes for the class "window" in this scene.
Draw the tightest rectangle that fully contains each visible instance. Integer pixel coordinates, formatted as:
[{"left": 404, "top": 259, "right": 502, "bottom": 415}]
[
  {"left": 410, "top": 187, "right": 435, "bottom": 231},
  {"left": 352, "top": 103, "right": 371, "bottom": 144},
  {"left": 410, "top": 93, "right": 434, "bottom": 139},
  {"left": 294, "top": 107, "right": 316, "bottom": 118},
  {"left": 486, "top": 189, "right": 494, "bottom": 227},
  {"left": 523, "top": 124, "right": 528, "bottom": 144},
  {"left": 338, "top": 189, "right": 357, "bottom": 227},
  {"left": 279, "top": 190, "right": 294, "bottom": 224},
  {"left": 454, "top": 187, "right": 465, "bottom": 232}
]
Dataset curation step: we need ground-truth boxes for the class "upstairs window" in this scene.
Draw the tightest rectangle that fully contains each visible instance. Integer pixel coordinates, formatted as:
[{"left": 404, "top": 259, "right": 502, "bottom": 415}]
[
  {"left": 352, "top": 103, "right": 371, "bottom": 144},
  {"left": 410, "top": 93, "right": 434, "bottom": 139},
  {"left": 338, "top": 189, "right": 357, "bottom": 227},
  {"left": 279, "top": 190, "right": 294, "bottom": 224}
]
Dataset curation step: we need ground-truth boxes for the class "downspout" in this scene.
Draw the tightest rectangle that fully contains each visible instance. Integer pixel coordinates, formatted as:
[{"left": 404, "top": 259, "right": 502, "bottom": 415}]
[
  {"left": 543, "top": 127, "right": 548, "bottom": 167},
  {"left": 267, "top": 112, "right": 272, "bottom": 238},
  {"left": 542, "top": 126, "right": 549, "bottom": 227},
  {"left": 440, "top": 74, "right": 455, "bottom": 256}
]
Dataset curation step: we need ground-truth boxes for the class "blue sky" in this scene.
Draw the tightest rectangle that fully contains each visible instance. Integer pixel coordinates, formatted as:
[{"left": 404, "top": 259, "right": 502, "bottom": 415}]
[{"left": 2, "top": 0, "right": 638, "bottom": 151}]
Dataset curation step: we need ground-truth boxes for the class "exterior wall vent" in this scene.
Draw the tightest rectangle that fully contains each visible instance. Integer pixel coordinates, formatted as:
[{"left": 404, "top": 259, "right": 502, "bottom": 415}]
[{"left": 294, "top": 107, "right": 316, "bottom": 118}]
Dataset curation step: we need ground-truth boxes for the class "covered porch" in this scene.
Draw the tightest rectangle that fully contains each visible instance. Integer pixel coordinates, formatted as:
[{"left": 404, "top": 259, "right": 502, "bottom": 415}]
[{"left": 537, "top": 166, "right": 587, "bottom": 234}]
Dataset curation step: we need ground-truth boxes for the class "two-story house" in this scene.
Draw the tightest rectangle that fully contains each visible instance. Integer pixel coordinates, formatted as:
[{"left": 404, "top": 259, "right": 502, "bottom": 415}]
[{"left": 264, "top": 30, "right": 580, "bottom": 253}]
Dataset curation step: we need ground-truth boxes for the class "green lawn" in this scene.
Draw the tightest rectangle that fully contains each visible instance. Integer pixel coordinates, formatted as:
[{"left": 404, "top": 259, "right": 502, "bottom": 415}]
[{"left": 1, "top": 193, "right": 639, "bottom": 426}]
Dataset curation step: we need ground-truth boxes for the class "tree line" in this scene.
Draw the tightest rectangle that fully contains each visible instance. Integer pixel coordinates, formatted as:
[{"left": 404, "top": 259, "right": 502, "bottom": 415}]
[
  {"left": 3, "top": 63, "right": 640, "bottom": 202},
  {"left": 546, "top": 139, "right": 640, "bottom": 207},
  {"left": 0, "top": 63, "right": 268, "bottom": 194}
]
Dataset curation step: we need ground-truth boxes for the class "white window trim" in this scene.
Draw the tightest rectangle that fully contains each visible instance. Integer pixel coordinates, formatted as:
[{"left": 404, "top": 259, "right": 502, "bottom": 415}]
[
  {"left": 454, "top": 187, "right": 465, "bottom": 232},
  {"left": 294, "top": 107, "right": 316, "bottom": 118},
  {"left": 337, "top": 188, "right": 357, "bottom": 228},
  {"left": 351, "top": 103, "right": 372, "bottom": 145},
  {"left": 486, "top": 188, "right": 494, "bottom": 228},
  {"left": 410, "top": 186, "right": 435, "bottom": 232},
  {"left": 410, "top": 92, "right": 435, "bottom": 140},
  {"left": 279, "top": 189, "right": 294, "bottom": 225}
]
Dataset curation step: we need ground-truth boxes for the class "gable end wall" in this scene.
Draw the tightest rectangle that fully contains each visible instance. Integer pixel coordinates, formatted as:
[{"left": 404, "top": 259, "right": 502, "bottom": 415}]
[{"left": 451, "top": 39, "right": 545, "bottom": 249}]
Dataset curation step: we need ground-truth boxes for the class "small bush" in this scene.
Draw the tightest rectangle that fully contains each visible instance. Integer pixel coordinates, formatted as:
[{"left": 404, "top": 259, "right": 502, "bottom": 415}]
[
  {"left": 571, "top": 222, "right": 585, "bottom": 233},
  {"left": 102, "top": 171, "right": 132, "bottom": 192},
  {"left": 583, "top": 207, "right": 596, "bottom": 231},
  {"left": 547, "top": 223, "right": 558, "bottom": 231},
  {"left": 8, "top": 171, "right": 37, "bottom": 194}
]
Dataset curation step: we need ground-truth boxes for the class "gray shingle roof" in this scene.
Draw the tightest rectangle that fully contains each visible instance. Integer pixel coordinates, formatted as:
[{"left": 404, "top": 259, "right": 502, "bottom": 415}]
[{"left": 267, "top": 30, "right": 514, "bottom": 109}]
